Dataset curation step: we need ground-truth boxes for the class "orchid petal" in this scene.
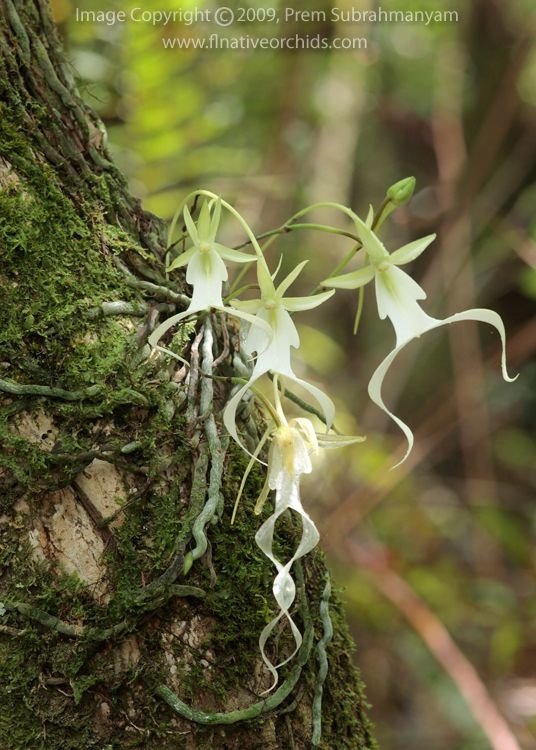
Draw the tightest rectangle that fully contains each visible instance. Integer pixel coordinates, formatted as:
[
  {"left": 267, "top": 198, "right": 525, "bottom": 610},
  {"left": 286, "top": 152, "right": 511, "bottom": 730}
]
[
  {"left": 258, "top": 257, "right": 276, "bottom": 298},
  {"left": 254, "top": 474, "right": 272, "bottom": 515},
  {"left": 152, "top": 345, "right": 190, "bottom": 367},
  {"left": 353, "top": 214, "right": 389, "bottom": 265},
  {"left": 365, "top": 204, "right": 374, "bottom": 228},
  {"left": 186, "top": 250, "right": 227, "bottom": 310},
  {"left": 166, "top": 245, "right": 197, "bottom": 272},
  {"left": 369, "top": 306, "right": 517, "bottom": 467},
  {"left": 287, "top": 375, "right": 335, "bottom": 432},
  {"left": 276, "top": 260, "right": 309, "bottom": 297},
  {"left": 375, "top": 265, "right": 432, "bottom": 346},
  {"left": 148, "top": 309, "right": 198, "bottom": 349},
  {"left": 215, "top": 243, "right": 257, "bottom": 264},
  {"left": 220, "top": 305, "right": 273, "bottom": 335},
  {"left": 196, "top": 201, "right": 212, "bottom": 242},
  {"left": 443, "top": 308, "right": 518, "bottom": 383},
  {"left": 282, "top": 289, "right": 335, "bottom": 312},
  {"left": 262, "top": 306, "right": 300, "bottom": 355},
  {"left": 255, "top": 433, "right": 320, "bottom": 691},
  {"left": 291, "top": 418, "right": 319, "bottom": 454},
  {"left": 242, "top": 308, "right": 272, "bottom": 358},
  {"left": 390, "top": 234, "right": 436, "bottom": 266},
  {"left": 368, "top": 345, "right": 415, "bottom": 468},
  {"left": 223, "top": 381, "right": 252, "bottom": 447},
  {"left": 316, "top": 433, "right": 366, "bottom": 448},
  {"left": 209, "top": 198, "right": 222, "bottom": 242},
  {"left": 229, "top": 298, "right": 262, "bottom": 313},
  {"left": 183, "top": 205, "right": 199, "bottom": 245},
  {"left": 271, "top": 254, "right": 283, "bottom": 281},
  {"left": 322, "top": 265, "right": 375, "bottom": 290}
]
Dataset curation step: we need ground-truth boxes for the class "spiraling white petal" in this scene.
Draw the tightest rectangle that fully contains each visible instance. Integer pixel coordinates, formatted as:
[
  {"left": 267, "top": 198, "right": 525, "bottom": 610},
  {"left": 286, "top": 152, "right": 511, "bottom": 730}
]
[
  {"left": 368, "top": 306, "right": 517, "bottom": 467},
  {"left": 444, "top": 308, "right": 518, "bottom": 383},
  {"left": 368, "top": 345, "right": 415, "bottom": 468},
  {"left": 255, "top": 426, "right": 320, "bottom": 692}
]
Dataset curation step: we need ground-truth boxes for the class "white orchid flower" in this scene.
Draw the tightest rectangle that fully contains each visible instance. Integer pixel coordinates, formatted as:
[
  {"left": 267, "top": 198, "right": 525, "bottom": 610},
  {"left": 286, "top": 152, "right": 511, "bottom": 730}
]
[
  {"left": 324, "top": 212, "right": 517, "bottom": 466},
  {"left": 148, "top": 199, "right": 265, "bottom": 353},
  {"left": 254, "top": 406, "right": 365, "bottom": 692},
  {"left": 223, "top": 256, "right": 335, "bottom": 448},
  {"left": 255, "top": 417, "right": 319, "bottom": 692}
]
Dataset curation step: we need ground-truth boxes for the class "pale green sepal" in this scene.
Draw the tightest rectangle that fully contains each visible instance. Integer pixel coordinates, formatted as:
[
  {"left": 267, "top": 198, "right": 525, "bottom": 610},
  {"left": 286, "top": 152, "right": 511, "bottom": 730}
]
[
  {"left": 271, "top": 255, "right": 283, "bottom": 281},
  {"left": 148, "top": 309, "right": 198, "bottom": 349},
  {"left": 221, "top": 305, "right": 273, "bottom": 334},
  {"left": 365, "top": 204, "right": 374, "bottom": 227},
  {"left": 152, "top": 345, "right": 190, "bottom": 367},
  {"left": 291, "top": 376, "right": 335, "bottom": 432},
  {"left": 232, "top": 427, "right": 272, "bottom": 524},
  {"left": 282, "top": 289, "right": 335, "bottom": 312},
  {"left": 215, "top": 244, "right": 257, "bottom": 264},
  {"left": 322, "top": 264, "right": 375, "bottom": 290},
  {"left": 389, "top": 234, "right": 436, "bottom": 266},
  {"left": 209, "top": 198, "right": 222, "bottom": 242},
  {"left": 197, "top": 201, "right": 212, "bottom": 240},
  {"left": 183, "top": 205, "right": 199, "bottom": 244},
  {"left": 258, "top": 256, "right": 276, "bottom": 297},
  {"left": 276, "top": 260, "right": 309, "bottom": 297},
  {"left": 253, "top": 475, "right": 271, "bottom": 515},
  {"left": 353, "top": 214, "right": 389, "bottom": 264},
  {"left": 166, "top": 246, "right": 196, "bottom": 272},
  {"left": 292, "top": 417, "right": 319, "bottom": 453},
  {"left": 229, "top": 298, "right": 262, "bottom": 313},
  {"left": 316, "top": 433, "right": 366, "bottom": 448}
]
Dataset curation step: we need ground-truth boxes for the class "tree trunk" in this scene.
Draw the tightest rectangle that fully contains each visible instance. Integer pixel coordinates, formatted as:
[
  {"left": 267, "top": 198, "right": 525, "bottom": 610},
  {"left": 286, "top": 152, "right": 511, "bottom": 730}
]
[{"left": 0, "top": 2, "right": 376, "bottom": 748}]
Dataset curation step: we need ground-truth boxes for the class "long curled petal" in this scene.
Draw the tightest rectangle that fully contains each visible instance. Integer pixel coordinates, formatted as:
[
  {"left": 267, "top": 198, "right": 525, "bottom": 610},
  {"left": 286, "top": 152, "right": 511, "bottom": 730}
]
[
  {"left": 255, "top": 472, "right": 320, "bottom": 692},
  {"left": 368, "top": 307, "right": 517, "bottom": 467}
]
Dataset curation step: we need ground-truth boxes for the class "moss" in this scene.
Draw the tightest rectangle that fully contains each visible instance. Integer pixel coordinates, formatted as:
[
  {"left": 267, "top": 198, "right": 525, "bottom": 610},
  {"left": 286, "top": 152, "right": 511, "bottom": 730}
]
[{"left": 319, "top": 593, "right": 378, "bottom": 749}]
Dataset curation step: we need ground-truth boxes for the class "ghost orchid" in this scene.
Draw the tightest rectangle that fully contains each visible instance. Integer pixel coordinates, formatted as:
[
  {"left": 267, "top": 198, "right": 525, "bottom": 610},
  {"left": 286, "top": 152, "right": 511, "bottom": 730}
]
[
  {"left": 323, "top": 212, "right": 517, "bottom": 466},
  {"left": 148, "top": 199, "right": 264, "bottom": 354},
  {"left": 252, "top": 382, "right": 365, "bottom": 691},
  {"left": 255, "top": 416, "right": 319, "bottom": 692},
  {"left": 223, "top": 255, "right": 335, "bottom": 448}
]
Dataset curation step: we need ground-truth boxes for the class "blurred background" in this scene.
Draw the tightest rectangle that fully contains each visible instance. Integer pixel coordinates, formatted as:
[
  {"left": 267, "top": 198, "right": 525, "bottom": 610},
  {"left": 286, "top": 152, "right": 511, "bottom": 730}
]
[{"left": 53, "top": 0, "right": 536, "bottom": 747}]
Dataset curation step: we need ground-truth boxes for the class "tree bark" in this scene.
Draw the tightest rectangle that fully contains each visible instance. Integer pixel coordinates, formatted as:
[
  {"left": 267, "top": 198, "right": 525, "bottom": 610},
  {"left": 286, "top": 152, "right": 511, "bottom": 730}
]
[{"left": 0, "top": 2, "right": 377, "bottom": 748}]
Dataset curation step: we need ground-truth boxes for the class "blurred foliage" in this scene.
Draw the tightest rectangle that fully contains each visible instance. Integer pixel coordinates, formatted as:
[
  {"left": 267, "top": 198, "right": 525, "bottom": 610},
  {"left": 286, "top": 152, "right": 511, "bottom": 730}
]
[{"left": 58, "top": 0, "right": 536, "bottom": 747}]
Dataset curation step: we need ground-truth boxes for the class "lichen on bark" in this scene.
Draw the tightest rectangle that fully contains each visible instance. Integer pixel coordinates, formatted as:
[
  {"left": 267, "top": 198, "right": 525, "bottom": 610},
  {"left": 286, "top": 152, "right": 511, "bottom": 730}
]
[{"left": 0, "top": 2, "right": 377, "bottom": 748}]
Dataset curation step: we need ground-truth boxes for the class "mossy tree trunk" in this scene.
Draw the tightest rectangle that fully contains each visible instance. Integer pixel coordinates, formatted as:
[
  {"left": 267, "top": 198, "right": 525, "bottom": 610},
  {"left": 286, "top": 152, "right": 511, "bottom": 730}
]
[{"left": 0, "top": 3, "right": 376, "bottom": 748}]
